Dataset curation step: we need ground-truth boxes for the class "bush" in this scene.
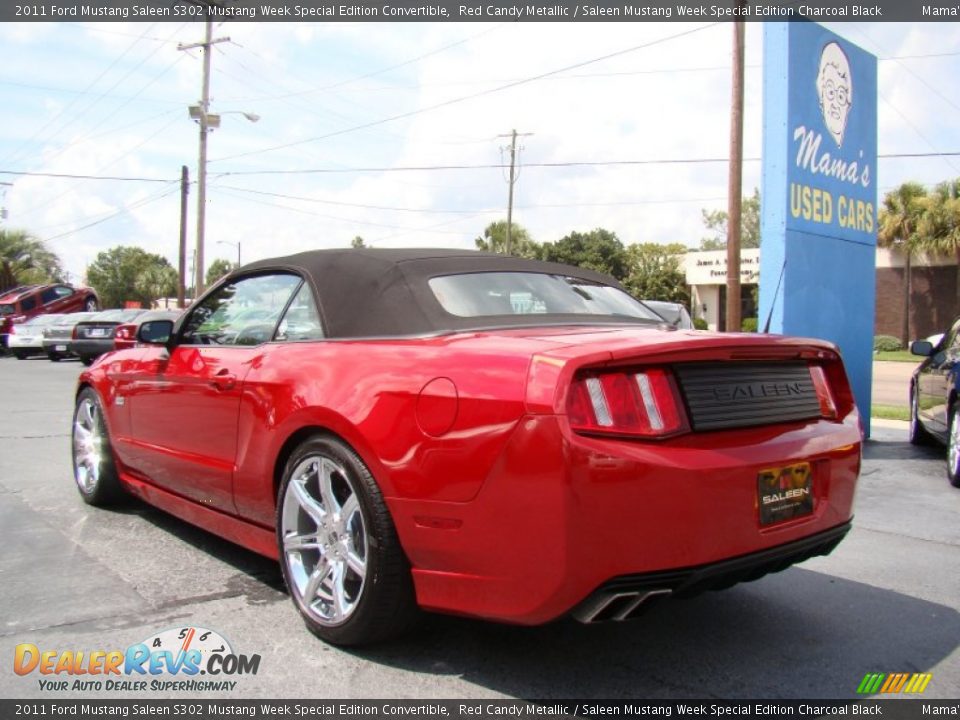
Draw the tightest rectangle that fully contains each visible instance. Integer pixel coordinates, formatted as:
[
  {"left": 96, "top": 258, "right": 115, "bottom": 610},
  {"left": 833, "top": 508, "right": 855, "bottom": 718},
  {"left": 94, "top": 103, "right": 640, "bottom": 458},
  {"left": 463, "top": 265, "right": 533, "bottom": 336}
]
[
  {"left": 693, "top": 317, "right": 708, "bottom": 330},
  {"left": 741, "top": 317, "right": 758, "bottom": 333},
  {"left": 873, "top": 335, "right": 902, "bottom": 352}
]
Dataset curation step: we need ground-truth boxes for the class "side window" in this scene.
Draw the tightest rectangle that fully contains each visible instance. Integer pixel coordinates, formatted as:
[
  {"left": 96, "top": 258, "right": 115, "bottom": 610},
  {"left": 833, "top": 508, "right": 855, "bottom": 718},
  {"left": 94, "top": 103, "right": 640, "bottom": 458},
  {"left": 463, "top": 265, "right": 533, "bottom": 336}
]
[
  {"left": 20, "top": 296, "right": 37, "bottom": 312},
  {"left": 55, "top": 286, "right": 73, "bottom": 299},
  {"left": 40, "top": 287, "right": 60, "bottom": 304},
  {"left": 275, "top": 283, "right": 325, "bottom": 342},
  {"left": 180, "top": 274, "right": 301, "bottom": 346}
]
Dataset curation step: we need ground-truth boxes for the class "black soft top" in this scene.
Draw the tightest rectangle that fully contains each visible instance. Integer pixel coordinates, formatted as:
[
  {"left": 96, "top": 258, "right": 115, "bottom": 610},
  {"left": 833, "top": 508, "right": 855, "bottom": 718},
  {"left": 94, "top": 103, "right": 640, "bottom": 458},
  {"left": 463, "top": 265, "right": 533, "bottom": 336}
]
[{"left": 237, "top": 248, "right": 646, "bottom": 339}]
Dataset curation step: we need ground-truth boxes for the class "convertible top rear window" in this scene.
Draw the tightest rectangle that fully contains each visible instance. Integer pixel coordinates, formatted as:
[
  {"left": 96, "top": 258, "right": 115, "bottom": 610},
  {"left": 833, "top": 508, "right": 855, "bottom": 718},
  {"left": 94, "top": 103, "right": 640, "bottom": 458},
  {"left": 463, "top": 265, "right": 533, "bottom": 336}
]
[{"left": 429, "top": 272, "right": 662, "bottom": 321}]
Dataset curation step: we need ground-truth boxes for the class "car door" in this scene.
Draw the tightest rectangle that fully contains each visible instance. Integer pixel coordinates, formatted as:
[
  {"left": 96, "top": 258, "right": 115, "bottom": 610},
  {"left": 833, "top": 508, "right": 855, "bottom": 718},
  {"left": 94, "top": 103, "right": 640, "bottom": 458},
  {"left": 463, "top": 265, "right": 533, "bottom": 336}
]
[
  {"left": 121, "top": 272, "right": 302, "bottom": 512},
  {"left": 40, "top": 285, "right": 75, "bottom": 314},
  {"left": 918, "top": 320, "right": 960, "bottom": 436}
]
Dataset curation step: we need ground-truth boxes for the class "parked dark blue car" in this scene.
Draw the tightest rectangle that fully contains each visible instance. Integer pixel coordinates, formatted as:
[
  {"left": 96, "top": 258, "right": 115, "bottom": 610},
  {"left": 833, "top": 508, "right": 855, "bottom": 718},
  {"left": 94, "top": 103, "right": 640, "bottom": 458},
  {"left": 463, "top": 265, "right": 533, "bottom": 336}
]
[{"left": 910, "top": 323, "right": 960, "bottom": 487}]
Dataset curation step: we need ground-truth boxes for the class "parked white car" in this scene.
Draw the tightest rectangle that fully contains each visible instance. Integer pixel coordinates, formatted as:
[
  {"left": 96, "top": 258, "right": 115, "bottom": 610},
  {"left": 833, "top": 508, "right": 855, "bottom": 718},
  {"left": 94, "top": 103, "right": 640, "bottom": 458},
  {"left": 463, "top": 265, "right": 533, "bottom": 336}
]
[{"left": 7, "top": 314, "right": 65, "bottom": 359}]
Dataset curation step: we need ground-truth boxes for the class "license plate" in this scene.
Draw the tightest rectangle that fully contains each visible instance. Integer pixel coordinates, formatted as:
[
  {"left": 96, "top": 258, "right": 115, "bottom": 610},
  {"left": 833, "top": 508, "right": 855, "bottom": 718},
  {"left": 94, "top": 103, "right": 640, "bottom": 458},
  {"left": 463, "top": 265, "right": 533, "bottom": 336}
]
[
  {"left": 88, "top": 328, "right": 106, "bottom": 337},
  {"left": 758, "top": 461, "right": 813, "bottom": 526},
  {"left": 55, "top": 344, "right": 67, "bottom": 352}
]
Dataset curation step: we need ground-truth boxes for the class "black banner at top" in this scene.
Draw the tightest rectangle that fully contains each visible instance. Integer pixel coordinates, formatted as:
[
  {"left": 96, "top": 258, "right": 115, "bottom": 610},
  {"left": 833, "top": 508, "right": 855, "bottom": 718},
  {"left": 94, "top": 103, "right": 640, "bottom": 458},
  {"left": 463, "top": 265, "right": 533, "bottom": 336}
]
[{"left": 2, "top": 0, "right": 958, "bottom": 23}]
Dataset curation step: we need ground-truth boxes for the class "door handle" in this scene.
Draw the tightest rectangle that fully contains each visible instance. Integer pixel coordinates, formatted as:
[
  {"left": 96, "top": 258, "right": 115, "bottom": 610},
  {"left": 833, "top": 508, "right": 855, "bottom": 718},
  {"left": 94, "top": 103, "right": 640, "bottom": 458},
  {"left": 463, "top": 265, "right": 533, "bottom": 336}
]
[{"left": 210, "top": 369, "right": 237, "bottom": 391}]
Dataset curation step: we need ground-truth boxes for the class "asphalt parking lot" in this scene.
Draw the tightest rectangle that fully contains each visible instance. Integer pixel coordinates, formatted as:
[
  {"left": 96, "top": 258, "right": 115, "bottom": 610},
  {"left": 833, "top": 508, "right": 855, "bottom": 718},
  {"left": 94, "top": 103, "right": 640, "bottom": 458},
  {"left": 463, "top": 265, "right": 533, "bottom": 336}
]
[{"left": 0, "top": 354, "right": 958, "bottom": 700}]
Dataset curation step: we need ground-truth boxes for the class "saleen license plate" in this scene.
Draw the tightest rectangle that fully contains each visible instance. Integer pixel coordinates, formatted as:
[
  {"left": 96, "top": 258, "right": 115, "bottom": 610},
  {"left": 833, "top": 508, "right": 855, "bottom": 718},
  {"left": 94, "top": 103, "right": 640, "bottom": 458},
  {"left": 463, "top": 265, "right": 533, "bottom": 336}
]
[{"left": 758, "top": 461, "right": 813, "bottom": 526}]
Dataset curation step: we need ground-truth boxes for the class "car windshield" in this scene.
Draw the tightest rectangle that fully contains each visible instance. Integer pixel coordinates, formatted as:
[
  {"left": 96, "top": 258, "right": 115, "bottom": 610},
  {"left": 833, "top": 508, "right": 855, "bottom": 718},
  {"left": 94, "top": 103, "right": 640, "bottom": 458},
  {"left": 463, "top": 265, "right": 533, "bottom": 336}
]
[
  {"left": 23, "top": 315, "right": 63, "bottom": 327},
  {"left": 429, "top": 272, "right": 661, "bottom": 321},
  {"left": 92, "top": 309, "right": 143, "bottom": 322}
]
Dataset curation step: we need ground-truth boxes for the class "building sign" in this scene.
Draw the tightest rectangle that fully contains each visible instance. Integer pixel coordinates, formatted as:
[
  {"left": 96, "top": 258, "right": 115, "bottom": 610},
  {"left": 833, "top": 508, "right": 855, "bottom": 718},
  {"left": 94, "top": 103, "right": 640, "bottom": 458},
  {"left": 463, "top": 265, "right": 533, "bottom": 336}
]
[
  {"left": 786, "top": 29, "right": 877, "bottom": 243},
  {"left": 759, "top": 22, "right": 877, "bottom": 435},
  {"left": 685, "top": 249, "right": 760, "bottom": 286}
]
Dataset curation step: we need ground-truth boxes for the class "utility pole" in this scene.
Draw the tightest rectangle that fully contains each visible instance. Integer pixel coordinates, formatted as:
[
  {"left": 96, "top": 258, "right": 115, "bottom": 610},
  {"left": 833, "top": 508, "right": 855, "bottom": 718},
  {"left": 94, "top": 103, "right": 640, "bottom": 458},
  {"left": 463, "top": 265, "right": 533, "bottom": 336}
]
[
  {"left": 178, "top": 165, "right": 189, "bottom": 309},
  {"left": 0, "top": 182, "right": 12, "bottom": 222},
  {"left": 179, "top": 12, "right": 229, "bottom": 297},
  {"left": 725, "top": 19, "right": 745, "bottom": 333},
  {"left": 498, "top": 129, "right": 532, "bottom": 256}
]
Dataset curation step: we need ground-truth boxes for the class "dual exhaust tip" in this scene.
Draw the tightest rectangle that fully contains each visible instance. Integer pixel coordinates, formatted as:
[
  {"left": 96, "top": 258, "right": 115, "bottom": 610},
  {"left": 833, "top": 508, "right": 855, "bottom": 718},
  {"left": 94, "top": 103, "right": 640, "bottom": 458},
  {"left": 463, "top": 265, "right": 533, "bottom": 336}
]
[{"left": 572, "top": 589, "right": 673, "bottom": 624}]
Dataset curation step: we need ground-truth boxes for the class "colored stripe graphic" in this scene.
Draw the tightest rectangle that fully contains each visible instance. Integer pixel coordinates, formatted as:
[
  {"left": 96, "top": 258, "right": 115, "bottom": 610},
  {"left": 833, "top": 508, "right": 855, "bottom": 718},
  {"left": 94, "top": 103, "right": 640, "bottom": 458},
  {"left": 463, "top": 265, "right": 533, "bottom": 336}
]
[
  {"left": 858, "top": 672, "right": 932, "bottom": 694},
  {"left": 904, "top": 674, "right": 933, "bottom": 694},
  {"left": 857, "top": 673, "right": 885, "bottom": 694}
]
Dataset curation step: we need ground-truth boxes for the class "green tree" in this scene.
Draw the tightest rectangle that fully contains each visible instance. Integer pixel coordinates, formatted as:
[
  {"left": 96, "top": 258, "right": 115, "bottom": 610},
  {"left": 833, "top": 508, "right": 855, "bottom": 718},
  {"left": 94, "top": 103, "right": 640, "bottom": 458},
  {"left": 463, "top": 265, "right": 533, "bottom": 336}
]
[
  {"left": 350, "top": 236, "right": 367, "bottom": 249},
  {"left": 86, "top": 246, "right": 177, "bottom": 309},
  {"left": 205, "top": 258, "right": 236, "bottom": 286},
  {"left": 474, "top": 220, "right": 541, "bottom": 259},
  {"left": 623, "top": 243, "right": 688, "bottom": 303},
  {"left": 878, "top": 182, "right": 928, "bottom": 347},
  {"left": 542, "top": 228, "right": 629, "bottom": 280},
  {"left": 0, "top": 228, "right": 64, "bottom": 292},
  {"left": 918, "top": 178, "right": 960, "bottom": 307},
  {"left": 700, "top": 189, "right": 761, "bottom": 250}
]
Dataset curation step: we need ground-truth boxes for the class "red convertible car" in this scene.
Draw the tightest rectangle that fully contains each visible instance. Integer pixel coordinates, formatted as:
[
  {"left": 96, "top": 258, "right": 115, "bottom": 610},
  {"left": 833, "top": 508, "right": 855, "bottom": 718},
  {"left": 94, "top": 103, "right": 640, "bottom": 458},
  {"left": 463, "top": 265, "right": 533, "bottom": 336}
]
[{"left": 72, "top": 249, "right": 861, "bottom": 645}]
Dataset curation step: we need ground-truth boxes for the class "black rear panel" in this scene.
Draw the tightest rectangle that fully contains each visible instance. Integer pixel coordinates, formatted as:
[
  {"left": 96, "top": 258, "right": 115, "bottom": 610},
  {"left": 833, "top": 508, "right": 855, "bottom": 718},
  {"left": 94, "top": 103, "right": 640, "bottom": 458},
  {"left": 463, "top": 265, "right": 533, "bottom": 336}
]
[{"left": 674, "top": 362, "right": 820, "bottom": 431}]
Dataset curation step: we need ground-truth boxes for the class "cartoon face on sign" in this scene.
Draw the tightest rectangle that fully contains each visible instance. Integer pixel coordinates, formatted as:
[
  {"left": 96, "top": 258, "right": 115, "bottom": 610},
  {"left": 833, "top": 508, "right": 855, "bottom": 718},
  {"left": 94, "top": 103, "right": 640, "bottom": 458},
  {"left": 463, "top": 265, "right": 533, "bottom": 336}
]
[{"left": 816, "top": 42, "right": 853, "bottom": 148}]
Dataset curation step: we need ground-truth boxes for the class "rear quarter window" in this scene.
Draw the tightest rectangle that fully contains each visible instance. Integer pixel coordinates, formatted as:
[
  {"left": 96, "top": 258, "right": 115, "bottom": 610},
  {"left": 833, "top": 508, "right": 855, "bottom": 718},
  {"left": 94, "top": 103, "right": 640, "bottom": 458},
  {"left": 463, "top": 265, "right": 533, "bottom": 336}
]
[{"left": 428, "top": 272, "right": 661, "bottom": 321}]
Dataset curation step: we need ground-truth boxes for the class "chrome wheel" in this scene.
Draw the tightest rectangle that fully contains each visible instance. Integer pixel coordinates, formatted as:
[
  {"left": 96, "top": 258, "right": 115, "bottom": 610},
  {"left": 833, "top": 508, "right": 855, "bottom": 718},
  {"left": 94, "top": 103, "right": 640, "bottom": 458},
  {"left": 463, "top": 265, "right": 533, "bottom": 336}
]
[
  {"left": 949, "top": 409, "right": 960, "bottom": 485},
  {"left": 73, "top": 396, "right": 104, "bottom": 494},
  {"left": 281, "top": 455, "right": 368, "bottom": 626}
]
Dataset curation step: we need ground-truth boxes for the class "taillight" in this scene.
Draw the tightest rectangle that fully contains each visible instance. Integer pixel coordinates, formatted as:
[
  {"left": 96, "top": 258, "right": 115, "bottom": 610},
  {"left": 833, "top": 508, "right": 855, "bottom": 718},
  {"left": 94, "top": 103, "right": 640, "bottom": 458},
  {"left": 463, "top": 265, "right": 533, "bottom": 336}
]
[
  {"left": 567, "top": 368, "right": 688, "bottom": 438},
  {"left": 115, "top": 326, "right": 132, "bottom": 341},
  {"left": 808, "top": 364, "right": 838, "bottom": 420},
  {"left": 72, "top": 326, "right": 80, "bottom": 340}
]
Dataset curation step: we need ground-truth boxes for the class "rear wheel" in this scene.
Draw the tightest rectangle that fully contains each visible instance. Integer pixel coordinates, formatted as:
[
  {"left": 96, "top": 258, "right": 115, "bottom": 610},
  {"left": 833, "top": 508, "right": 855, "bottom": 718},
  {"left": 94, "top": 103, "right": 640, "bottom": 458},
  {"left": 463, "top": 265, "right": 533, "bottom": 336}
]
[
  {"left": 80, "top": 355, "right": 95, "bottom": 366},
  {"left": 72, "top": 388, "right": 123, "bottom": 505},
  {"left": 47, "top": 352, "right": 61, "bottom": 362},
  {"left": 909, "top": 383, "right": 933, "bottom": 446},
  {"left": 84, "top": 297, "right": 99, "bottom": 312},
  {"left": 13, "top": 351, "right": 26, "bottom": 360},
  {"left": 277, "top": 435, "right": 418, "bottom": 646}
]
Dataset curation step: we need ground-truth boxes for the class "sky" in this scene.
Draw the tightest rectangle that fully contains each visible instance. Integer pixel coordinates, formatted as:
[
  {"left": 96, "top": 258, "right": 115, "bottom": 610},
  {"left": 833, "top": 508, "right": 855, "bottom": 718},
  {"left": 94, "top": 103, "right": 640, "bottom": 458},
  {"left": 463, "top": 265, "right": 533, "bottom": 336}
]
[{"left": 1, "top": 19, "right": 959, "bottom": 284}]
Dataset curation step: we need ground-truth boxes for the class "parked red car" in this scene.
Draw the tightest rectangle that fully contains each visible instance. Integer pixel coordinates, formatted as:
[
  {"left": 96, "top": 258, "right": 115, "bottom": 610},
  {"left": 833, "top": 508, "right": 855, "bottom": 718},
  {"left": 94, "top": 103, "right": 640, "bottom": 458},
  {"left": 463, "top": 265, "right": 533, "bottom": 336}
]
[
  {"left": 113, "top": 310, "right": 181, "bottom": 352},
  {"left": 0, "top": 283, "right": 99, "bottom": 348},
  {"left": 72, "top": 249, "right": 861, "bottom": 646}
]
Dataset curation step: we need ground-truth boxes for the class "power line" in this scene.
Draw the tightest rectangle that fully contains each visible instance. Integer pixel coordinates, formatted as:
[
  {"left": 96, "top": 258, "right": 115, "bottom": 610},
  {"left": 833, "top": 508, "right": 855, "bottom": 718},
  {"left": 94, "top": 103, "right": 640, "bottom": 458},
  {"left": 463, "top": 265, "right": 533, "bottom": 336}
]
[
  {"left": 0, "top": 24, "right": 159, "bottom": 169},
  {"left": 216, "top": 184, "right": 726, "bottom": 213},
  {"left": 0, "top": 170, "right": 174, "bottom": 182},
  {"left": 42, "top": 185, "right": 180, "bottom": 242},
  {"left": 211, "top": 22, "right": 722, "bottom": 164}
]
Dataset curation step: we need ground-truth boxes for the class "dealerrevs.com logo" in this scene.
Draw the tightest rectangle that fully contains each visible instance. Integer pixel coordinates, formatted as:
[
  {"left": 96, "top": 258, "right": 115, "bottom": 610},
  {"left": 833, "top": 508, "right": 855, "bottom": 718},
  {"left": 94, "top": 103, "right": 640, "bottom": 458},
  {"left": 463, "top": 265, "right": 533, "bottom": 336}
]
[{"left": 13, "top": 626, "right": 261, "bottom": 693}]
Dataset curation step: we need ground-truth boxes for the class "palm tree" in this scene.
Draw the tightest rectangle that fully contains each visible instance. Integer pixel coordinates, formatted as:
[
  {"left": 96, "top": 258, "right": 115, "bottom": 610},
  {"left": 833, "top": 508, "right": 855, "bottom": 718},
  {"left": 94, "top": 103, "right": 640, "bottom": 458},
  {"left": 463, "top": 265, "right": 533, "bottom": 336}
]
[
  {"left": 878, "top": 182, "right": 928, "bottom": 347},
  {"left": 0, "top": 229, "right": 64, "bottom": 293},
  {"left": 918, "top": 178, "right": 960, "bottom": 309}
]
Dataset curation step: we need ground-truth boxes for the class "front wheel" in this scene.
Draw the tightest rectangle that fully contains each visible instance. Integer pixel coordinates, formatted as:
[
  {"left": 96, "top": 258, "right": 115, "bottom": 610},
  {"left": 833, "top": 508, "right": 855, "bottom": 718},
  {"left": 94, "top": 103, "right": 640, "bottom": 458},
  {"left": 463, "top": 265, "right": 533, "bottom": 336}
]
[
  {"left": 79, "top": 355, "right": 95, "bottom": 366},
  {"left": 277, "top": 435, "right": 418, "bottom": 646},
  {"left": 72, "top": 387, "right": 123, "bottom": 505}
]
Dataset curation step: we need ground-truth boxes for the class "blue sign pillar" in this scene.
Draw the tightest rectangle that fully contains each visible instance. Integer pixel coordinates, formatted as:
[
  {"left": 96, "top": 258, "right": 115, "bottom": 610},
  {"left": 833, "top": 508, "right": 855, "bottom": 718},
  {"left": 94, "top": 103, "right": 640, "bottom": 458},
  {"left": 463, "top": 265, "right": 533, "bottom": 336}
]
[{"left": 759, "top": 22, "right": 877, "bottom": 437}]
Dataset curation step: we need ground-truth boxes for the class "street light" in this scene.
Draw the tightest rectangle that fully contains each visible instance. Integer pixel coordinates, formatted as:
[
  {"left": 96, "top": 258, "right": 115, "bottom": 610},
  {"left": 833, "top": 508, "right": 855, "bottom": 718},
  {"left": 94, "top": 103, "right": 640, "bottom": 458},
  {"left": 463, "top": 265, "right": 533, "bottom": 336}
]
[
  {"left": 188, "top": 100, "right": 258, "bottom": 297},
  {"left": 217, "top": 239, "right": 241, "bottom": 266}
]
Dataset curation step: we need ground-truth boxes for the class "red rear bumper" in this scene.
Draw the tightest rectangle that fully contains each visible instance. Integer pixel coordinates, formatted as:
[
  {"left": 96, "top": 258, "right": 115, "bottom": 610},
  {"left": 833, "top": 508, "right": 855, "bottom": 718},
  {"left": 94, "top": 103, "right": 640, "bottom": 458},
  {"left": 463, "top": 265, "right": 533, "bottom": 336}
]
[{"left": 388, "top": 412, "right": 861, "bottom": 624}]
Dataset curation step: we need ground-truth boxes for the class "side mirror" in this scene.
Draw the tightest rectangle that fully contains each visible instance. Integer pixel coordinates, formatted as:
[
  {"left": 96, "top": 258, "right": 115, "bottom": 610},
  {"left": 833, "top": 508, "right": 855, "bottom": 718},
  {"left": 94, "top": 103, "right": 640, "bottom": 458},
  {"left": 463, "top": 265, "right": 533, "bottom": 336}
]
[
  {"left": 138, "top": 320, "right": 174, "bottom": 346},
  {"left": 910, "top": 340, "right": 933, "bottom": 357}
]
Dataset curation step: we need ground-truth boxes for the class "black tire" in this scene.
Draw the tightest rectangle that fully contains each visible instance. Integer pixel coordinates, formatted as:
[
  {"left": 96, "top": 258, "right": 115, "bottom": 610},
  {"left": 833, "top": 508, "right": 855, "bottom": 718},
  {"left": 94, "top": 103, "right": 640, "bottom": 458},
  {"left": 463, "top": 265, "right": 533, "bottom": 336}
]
[
  {"left": 909, "top": 383, "right": 934, "bottom": 446},
  {"left": 13, "top": 351, "right": 26, "bottom": 360},
  {"left": 80, "top": 355, "right": 95, "bottom": 366},
  {"left": 276, "top": 434, "right": 418, "bottom": 646},
  {"left": 84, "top": 297, "right": 99, "bottom": 312},
  {"left": 47, "top": 352, "right": 61, "bottom": 362},
  {"left": 71, "top": 387, "right": 123, "bottom": 506}
]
